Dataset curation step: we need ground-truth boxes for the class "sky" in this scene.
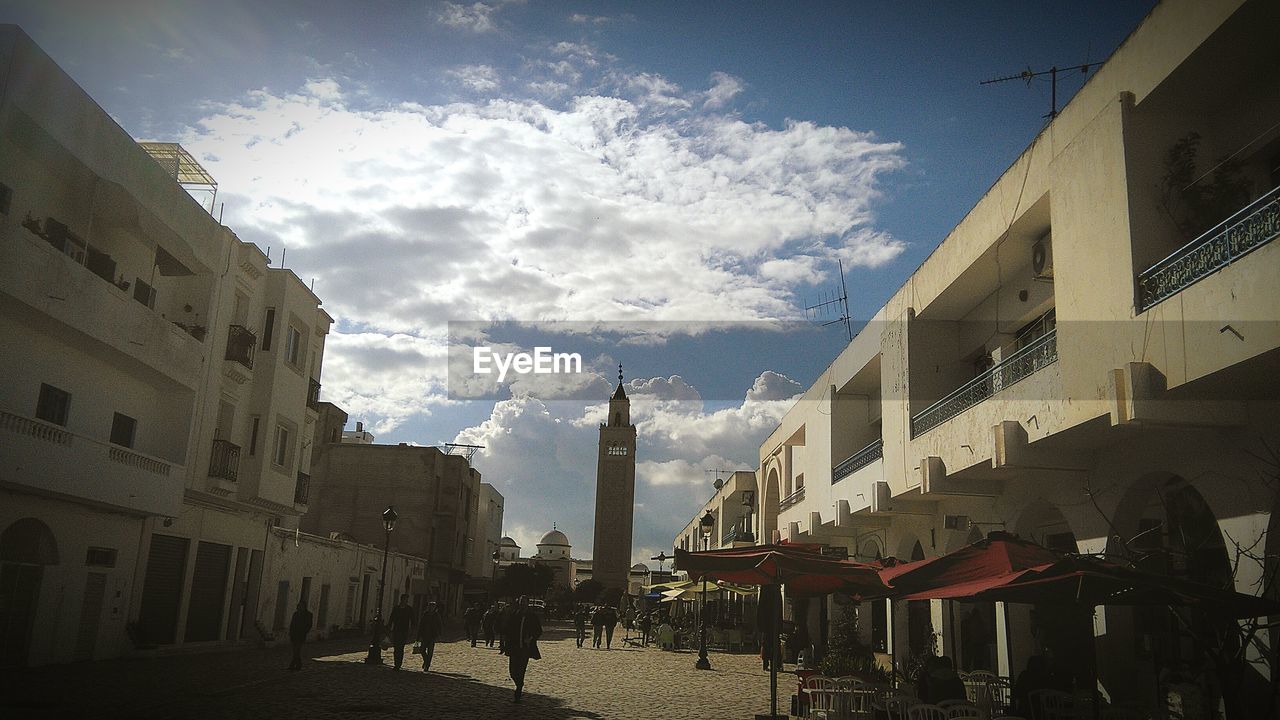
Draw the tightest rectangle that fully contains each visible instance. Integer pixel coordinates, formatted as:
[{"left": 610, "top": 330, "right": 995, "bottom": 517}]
[{"left": 4, "top": 0, "right": 1158, "bottom": 565}]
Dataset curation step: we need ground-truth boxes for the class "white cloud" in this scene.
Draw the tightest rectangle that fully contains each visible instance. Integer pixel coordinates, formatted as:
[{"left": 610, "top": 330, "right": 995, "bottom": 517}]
[
  {"left": 302, "top": 78, "right": 343, "bottom": 102},
  {"left": 437, "top": 2, "right": 498, "bottom": 32},
  {"left": 448, "top": 64, "right": 501, "bottom": 92},
  {"left": 704, "top": 71, "right": 744, "bottom": 109}
]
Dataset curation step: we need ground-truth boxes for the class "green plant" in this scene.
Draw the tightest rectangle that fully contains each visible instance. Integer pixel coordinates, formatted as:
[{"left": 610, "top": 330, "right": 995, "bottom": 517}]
[
  {"left": 818, "top": 602, "right": 894, "bottom": 684},
  {"left": 1158, "top": 132, "right": 1254, "bottom": 242}
]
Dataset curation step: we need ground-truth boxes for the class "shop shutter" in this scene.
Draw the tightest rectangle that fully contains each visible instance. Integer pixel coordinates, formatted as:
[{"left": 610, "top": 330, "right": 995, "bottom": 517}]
[
  {"left": 137, "top": 534, "right": 189, "bottom": 645},
  {"left": 184, "top": 542, "right": 231, "bottom": 642}
]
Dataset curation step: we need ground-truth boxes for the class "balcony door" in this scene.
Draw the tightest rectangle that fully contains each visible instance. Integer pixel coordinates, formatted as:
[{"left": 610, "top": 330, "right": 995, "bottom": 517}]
[{"left": 1, "top": 518, "right": 60, "bottom": 668}]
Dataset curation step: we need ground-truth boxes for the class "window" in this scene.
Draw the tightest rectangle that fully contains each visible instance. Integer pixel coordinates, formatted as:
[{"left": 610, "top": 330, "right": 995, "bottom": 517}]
[
  {"left": 110, "top": 413, "right": 137, "bottom": 448},
  {"left": 248, "top": 416, "right": 261, "bottom": 456},
  {"left": 35, "top": 383, "right": 71, "bottom": 426},
  {"left": 0, "top": 182, "right": 11, "bottom": 215},
  {"left": 85, "top": 547, "right": 118, "bottom": 567},
  {"left": 273, "top": 425, "right": 291, "bottom": 467},
  {"left": 261, "top": 308, "right": 276, "bottom": 351},
  {"left": 607, "top": 443, "right": 627, "bottom": 456},
  {"left": 285, "top": 325, "right": 303, "bottom": 366},
  {"left": 133, "top": 278, "right": 156, "bottom": 309}
]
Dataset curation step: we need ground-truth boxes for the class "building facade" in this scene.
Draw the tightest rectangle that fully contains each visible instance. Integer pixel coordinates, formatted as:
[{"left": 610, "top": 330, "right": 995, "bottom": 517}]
[
  {"left": 591, "top": 372, "right": 637, "bottom": 592},
  {"left": 303, "top": 438, "right": 481, "bottom": 616},
  {"left": 680, "top": 0, "right": 1278, "bottom": 710},
  {"left": 0, "top": 25, "right": 228, "bottom": 666}
]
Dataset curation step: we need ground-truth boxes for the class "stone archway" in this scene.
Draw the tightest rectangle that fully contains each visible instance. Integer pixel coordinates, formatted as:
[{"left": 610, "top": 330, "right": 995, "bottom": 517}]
[
  {"left": 761, "top": 465, "right": 781, "bottom": 544},
  {"left": 1, "top": 518, "right": 60, "bottom": 668},
  {"left": 1102, "top": 473, "right": 1245, "bottom": 713}
]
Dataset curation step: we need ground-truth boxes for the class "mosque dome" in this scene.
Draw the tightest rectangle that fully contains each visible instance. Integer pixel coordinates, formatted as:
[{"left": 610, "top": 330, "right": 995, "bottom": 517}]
[
  {"left": 538, "top": 529, "right": 570, "bottom": 546},
  {"left": 500, "top": 536, "right": 519, "bottom": 547}
]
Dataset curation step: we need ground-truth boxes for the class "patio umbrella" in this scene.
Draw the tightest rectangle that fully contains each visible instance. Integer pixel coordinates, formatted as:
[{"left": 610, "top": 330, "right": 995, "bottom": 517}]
[
  {"left": 877, "top": 532, "right": 1063, "bottom": 599},
  {"left": 676, "top": 542, "right": 888, "bottom": 718}
]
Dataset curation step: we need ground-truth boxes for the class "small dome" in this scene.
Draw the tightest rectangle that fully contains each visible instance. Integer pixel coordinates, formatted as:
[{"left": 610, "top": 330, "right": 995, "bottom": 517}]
[
  {"left": 630, "top": 563, "right": 648, "bottom": 572},
  {"left": 538, "top": 529, "right": 570, "bottom": 546},
  {"left": 500, "top": 537, "right": 519, "bottom": 547}
]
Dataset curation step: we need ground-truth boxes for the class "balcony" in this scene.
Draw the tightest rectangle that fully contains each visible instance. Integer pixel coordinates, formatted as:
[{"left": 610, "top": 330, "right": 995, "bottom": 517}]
[
  {"left": 833, "top": 439, "right": 883, "bottom": 483},
  {"left": 1137, "top": 185, "right": 1280, "bottom": 312},
  {"left": 779, "top": 486, "right": 805, "bottom": 511},
  {"left": 911, "top": 329, "right": 1058, "bottom": 437},
  {"left": 0, "top": 408, "right": 182, "bottom": 516},
  {"left": 294, "top": 471, "right": 310, "bottom": 506},
  {"left": 208, "top": 438, "right": 240, "bottom": 482},
  {"left": 307, "top": 379, "right": 321, "bottom": 411},
  {"left": 224, "top": 325, "right": 256, "bottom": 370}
]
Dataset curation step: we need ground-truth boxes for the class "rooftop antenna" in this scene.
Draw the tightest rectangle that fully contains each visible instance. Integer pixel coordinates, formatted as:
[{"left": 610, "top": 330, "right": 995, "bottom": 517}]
[
  {"left": 705, "top": 468, "right": 736, "bottom": 490},
  {"left": 981, "top": 62, "right": 1094, "bottom": 119},
  {"left": 805, "top": 259, "right": 852, "bottom": 341},
  {"left": 443, "top": 442, "right": 485, "bottom": 463}
]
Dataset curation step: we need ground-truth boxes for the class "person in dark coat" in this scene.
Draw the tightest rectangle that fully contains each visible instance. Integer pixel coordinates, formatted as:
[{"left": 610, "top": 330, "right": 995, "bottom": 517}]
[
  {"left": 287, "top": 600, "right": 313, "bottom": 671},
  {"left": 482, "top": 604, "right": 498, "bottom": 647},
  {"left": 757, "top": 584, "right": 781, "bottom": 671},
  {"left": 591, "top": 605, "right": 604, "bottom": 648},
  {"left": 464, "top": 604, "right": 482, "bottom": 647},
  {"left": 918, "top": 655, "right": 967, "bottom": 704},
  {"left": 417, "top": 601, "right": 443, "bottom": 671},
  {"left": 573, "top": 606, "right": 588, "bottom": 648},
  {"left": 387, "top": 594, "right": 415, "bottom": 670},
  {"left": 1013, "top": 655, "right": 1053, "bottom": 716},
  {"left": 601, "top": 605, "right": 619, "bottom": 649},
  {"left": 500, "top": 596, "right": 543, "bottom": 702}
]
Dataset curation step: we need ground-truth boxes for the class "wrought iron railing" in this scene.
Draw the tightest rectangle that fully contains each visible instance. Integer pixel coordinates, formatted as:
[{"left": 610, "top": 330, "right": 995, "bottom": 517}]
[
  {"left": 208, "top": 438, "right": 240, "bottom": 482},
  {"left": 911, "top": 329, "right": 1058, "bottom": 437},
  {"left": 722, "top": 527, "right": 739, "bottom": 546},
  {"left": 779, "top": 486, "right": 805, "bottom": 511},
  {"left": 224, "top": 325, "right": 256, "bottom": 369},
  {"left": 1137, "top": 185, "right": 1280, "bottom": 312},
  {"left": 307, "top": 379, "right": 321, "bottom": 411},
  {"left": 294, "top": 471, "right": 310, "bottom": 505},
  {"left": 833, "top": 438, "right": 883, "bottom": 483}
]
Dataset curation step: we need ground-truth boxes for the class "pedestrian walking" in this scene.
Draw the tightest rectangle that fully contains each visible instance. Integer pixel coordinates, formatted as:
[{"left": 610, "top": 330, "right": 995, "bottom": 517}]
[
  {"left": 287, "top": 600, "right": 313, "bottom": 671},
  {"left": 464, "top": 604, "right": 482, "bottom": 647},
  {"left": 500, "top": 595, "right": 542, "bottom": 703},
  {"left": 601, "top": 605, "right": 618, "bottom": 649},
  {"left": 482, "top": 604, "right": 497, "bottom": 647},
  {"left": 573, "top": 605, "right": 588, "bottom": 648},
  {"left": 388, "top": 594, "right": 415, "bottom": 670},
  {"left": 417, "top": 601, "right": 443, "bottom": 672},
  {"left": 591, "top": 605, "right": 604, "bottom": 648}
]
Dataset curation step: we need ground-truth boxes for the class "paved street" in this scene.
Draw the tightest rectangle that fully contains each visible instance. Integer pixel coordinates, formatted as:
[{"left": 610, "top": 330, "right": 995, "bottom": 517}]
[{"left": 2, "top": 625, "right": 781, "bottom": 720}]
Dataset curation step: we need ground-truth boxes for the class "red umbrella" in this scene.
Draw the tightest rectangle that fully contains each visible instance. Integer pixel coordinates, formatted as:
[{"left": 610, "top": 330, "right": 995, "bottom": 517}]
[
  {"left": 675, "top": 543, "right": 888, "bottom": 718},
  {"left": 676, "top": 542, "right": 888, "bottom": 597},
  {"left": 964, "top": 555, "right": 1280, "bottom": 618},
  {"left": 879, "top": 532, "right": 1062, "bottom": 598}
]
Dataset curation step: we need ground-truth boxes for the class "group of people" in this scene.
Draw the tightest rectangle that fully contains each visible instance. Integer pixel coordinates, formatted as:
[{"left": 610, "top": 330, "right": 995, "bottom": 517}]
[
  {"left": 572, "top": 604, "right": 620, "bottom": 649},
  {"left": 462, "top": 603, "right": 502, "bottom": 648}
]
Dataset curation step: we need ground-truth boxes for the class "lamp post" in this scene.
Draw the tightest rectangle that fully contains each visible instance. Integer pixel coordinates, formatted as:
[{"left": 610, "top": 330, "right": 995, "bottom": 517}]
[
  {"left": 491, "top": 548, "right": 501, "bottom": 602},
  {"left": 695, "top": 510, "right": 715, "bottom": 670},
  {"left": 364, "top": 505, "right": 398, "bottom": 664}
]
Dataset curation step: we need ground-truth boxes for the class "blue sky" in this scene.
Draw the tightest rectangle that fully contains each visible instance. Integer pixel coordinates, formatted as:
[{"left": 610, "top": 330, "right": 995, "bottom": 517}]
[{"left": 6, "top": 0, "right": 1157, "bottom": 563}]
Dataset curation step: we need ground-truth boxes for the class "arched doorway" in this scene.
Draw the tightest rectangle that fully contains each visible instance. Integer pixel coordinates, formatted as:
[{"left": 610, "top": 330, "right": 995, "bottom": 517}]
[
  {"left": 1, "top": 518, "right": 59, "bottom": 668},
  {"left": 1107, "top": 474, "right": 1240, "bottom": 712},
  {"left": 761, "top": 466, "right": 780, "bottom": 544},
  {"left": 1008, "top": 500, "right": 1088, "bottom": 685},
  {"left": 905, "top": 540, "right": 932, "bottom": 659}
]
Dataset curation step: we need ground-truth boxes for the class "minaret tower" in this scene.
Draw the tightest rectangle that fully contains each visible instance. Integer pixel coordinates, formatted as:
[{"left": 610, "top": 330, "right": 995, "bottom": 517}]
[{"left": 591, "top": 363, "right": 637, "bottom": 593}]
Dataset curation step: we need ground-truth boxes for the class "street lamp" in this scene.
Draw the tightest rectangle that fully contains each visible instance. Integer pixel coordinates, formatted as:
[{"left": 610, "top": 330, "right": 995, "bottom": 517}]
[
  {"left": 695, "top": 509, "right": 715, "bottom": 670},
  {"left": 364, "top": 505, "right": 398, "bottom": 664},
  {"left": 740, "top": 490, "right": 756, "bottom": 543}
]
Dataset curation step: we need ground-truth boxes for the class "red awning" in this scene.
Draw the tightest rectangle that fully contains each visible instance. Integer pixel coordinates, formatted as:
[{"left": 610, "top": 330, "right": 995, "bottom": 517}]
[
  {"left": 877, "top": 533, "right": 1061, "bottom": 598},
  {"left": 674, "top": 542, "right": 888, "bottom": 597}
]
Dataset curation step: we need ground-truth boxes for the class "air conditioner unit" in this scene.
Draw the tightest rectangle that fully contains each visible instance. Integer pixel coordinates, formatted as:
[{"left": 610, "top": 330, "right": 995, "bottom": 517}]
[{"left": 1032, "top": 233, "right": 1054, "bottom": 278}]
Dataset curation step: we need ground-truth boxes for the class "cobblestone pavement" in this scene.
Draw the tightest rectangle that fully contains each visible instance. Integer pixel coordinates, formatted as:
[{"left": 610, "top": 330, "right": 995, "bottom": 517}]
[{"left": 2, "top": 625, "right": 785, "bottom": 720}]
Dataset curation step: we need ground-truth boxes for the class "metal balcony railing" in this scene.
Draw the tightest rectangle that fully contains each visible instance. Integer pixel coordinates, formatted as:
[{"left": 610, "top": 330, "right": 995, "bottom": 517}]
[
  {"left": 307, "top": 379, "right": 321, "bottom": 411},
  {"left": 1137, "top": 185, "right": 1280, "bottom": 312},
  {"left": 833, "top": 438, "right": 883, "bottom": 483},
  {"left": 722, "top": 527, "right": 738, "bottom": 546},
  {"left": 911, "top": 329, "right": 1058, "bottom": 437},
  {"left": 294, "top": 471, "right": 310, "bottom": 505},
  {"left": 779, "top": 486, "right": 805, "bottom": 511},
  {"left": 224, "top": 325, "right": 256, "bottom": 370},
  {"left": 208, "top": 438, "right": 240, "bottom": 482}
]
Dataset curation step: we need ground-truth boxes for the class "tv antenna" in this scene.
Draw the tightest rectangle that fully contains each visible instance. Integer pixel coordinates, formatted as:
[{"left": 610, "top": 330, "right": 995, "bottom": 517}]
[
  {"left": 443, "top": 442, "right": 485, "bottom": 463},
  {"left": 805, "top": 259, "right": 852, "bottom": 341},
  {"left": 981, "top": 62, "right": 1094, "bottom": 120},
  {"left": 705, "top": 468, "right": 744, "bottom": 489}
]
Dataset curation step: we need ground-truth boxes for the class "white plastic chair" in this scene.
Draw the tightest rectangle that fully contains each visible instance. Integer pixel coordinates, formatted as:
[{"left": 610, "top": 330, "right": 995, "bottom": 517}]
[
  {"left": 944, "top": 703, "right": 983, "bottom": 719},
  {"left": 805, "top": 675, "right": 838, "bottom": 720},
  {"left": 1028, "top": 689, "right": 1074, "bottom": 720},
  {"left": 908, "top": 704, "right": 950, "bottom": 720}
]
